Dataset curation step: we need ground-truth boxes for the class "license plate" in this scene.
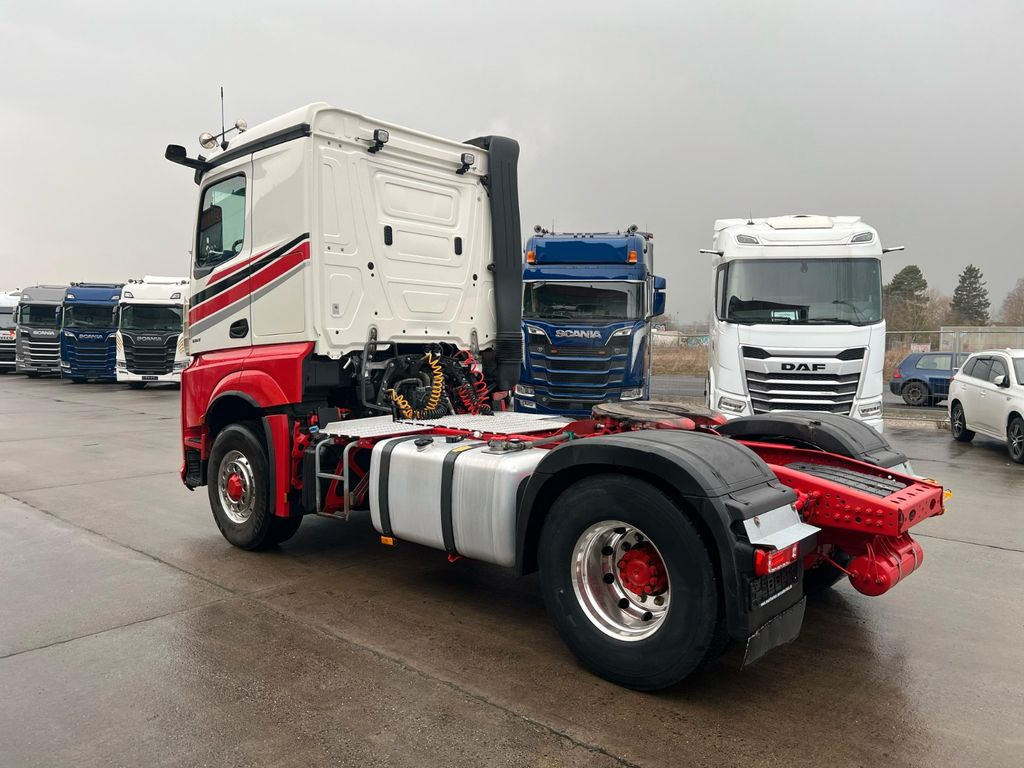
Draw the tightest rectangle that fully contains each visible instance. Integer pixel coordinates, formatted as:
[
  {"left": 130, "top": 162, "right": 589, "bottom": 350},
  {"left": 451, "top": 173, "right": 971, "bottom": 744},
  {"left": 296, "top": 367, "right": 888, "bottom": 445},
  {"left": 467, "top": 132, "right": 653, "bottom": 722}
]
[{"left": 142, "top": 376, "right": 158, "bottom": 381}]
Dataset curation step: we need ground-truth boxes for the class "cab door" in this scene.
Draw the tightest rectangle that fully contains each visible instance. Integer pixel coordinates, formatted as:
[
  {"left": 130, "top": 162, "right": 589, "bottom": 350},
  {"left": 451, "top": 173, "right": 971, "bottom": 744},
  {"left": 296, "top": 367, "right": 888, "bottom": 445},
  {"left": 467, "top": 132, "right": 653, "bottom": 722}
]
[{"left": 186, "top": 160, "right": 254, "bottom": 356}]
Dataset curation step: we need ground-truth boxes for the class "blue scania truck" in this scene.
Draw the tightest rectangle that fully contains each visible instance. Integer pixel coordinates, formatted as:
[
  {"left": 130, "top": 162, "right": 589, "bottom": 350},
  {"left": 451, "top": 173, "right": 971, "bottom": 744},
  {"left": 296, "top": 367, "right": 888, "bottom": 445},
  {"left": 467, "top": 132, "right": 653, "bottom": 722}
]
[
  {"left": 514, "top": 227, "right": 666, "bottom": 416},
  {"left": 59, "top": 282, "right": 124, "bottom": 382}
]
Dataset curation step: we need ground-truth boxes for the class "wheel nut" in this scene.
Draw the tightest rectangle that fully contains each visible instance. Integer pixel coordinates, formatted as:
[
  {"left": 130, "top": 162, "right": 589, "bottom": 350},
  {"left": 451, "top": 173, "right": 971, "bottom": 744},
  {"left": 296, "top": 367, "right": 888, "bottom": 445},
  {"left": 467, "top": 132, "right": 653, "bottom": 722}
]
[
  {"left": 642, "top": 611, "right": 653, "bottom": 621},
  {"left": 601, "top": 545, "right": 614, "bottom": 556},
  {"left": 654, "top": 596, "right": 665, "bottom": 606},
  {"left": 603, "top": 573, "right": 615, "bottom": 584},
  {"left": 618, "top": 598, "right": 629, "bottom": 609}
]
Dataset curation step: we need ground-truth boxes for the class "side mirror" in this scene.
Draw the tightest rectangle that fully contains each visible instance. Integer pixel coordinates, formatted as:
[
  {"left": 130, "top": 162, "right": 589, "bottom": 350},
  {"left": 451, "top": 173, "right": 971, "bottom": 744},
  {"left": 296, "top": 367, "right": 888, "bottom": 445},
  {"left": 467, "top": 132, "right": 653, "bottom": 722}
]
[
  {"left": 993, "top": 374, "right": 1006, "bottom": 387},
  {"left": 652, "top": 275, "right": 666, "bottom": 316}
]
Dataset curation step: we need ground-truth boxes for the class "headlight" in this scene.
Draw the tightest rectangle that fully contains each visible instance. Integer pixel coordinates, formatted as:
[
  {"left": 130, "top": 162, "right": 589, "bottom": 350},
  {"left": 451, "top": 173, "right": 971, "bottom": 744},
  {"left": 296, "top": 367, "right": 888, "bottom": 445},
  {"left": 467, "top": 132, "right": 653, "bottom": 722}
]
[
  {"left": 116, "top": 361, "right": 127, "bottom": 370},
  {"left": 518, "top": 399, "right": 537, "bottom": 409},
  {"left": 620, "top": 388, "right": 643, "bottom": 400},
  {"left": 525, "top": 325, "right": 547, "bottom": 339},
  {"left": 859, "top": 401, "right": 882, "bottom": 418},
  {"left": 611, "top": 327, "right": 632, "bottom": 337},
  {"left": 173, "top": 360, "right": 189, "bottom": 371},
  {"left": 717, "top": 396, "right": 746, "bottom": 414},
  {"left": 515, "top": 384, "right": 534, "bottom": 397}
]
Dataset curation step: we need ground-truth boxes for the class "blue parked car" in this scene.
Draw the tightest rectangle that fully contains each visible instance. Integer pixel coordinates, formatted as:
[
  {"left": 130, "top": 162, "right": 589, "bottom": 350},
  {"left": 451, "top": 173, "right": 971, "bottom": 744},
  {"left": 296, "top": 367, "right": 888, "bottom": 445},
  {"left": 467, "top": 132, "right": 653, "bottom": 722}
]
[{"left": 889, "top": 352, "right": 967, "bottom": 406}]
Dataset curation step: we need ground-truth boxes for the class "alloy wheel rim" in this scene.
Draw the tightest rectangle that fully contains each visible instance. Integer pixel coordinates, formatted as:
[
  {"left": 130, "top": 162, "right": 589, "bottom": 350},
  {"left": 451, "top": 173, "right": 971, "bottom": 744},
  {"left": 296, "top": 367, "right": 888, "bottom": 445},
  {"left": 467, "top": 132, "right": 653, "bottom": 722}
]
[
  {"left": 217, "top": 450, "right": 255, "bottom": 524},
  {"left": 571, "top": 520, "right": 671, "bottom": 642}
]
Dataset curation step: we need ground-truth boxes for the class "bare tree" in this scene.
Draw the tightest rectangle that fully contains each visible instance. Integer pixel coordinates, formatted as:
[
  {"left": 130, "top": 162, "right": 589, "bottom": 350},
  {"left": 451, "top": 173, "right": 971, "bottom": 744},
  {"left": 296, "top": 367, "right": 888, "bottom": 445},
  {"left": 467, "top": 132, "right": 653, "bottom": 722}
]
[{"left": 998, "top": 278, "right": 1024, "bottom": 325}]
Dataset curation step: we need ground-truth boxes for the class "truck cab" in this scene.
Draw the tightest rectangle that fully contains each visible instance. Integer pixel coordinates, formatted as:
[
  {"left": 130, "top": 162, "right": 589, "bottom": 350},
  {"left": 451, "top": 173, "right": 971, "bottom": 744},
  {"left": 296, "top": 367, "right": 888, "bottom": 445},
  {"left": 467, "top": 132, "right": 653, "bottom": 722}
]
[
  {"left": 116, "top": 276, "right": 189, "bottom": 387},
  {"left": 60, "top": 283, "right": 124, "bottom": 382},
  {"left": 0, "top": 291, "right": 20, "bottom": 372},
  {"left": 15, "top": 285, "right": 68, "bottom": 377},
  {"left": 515, "top": 229, "right": 665, "bottom": 416},
  {"left": 705, "top": 215, "right": 891, "bottom": 432}
]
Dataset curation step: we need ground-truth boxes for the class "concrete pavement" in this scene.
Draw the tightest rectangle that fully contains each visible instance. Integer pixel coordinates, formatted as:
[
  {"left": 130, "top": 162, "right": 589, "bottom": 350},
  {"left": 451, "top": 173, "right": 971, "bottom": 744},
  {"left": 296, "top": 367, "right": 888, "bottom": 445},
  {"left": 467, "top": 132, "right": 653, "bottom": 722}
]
[{"left": 1, "top": 376, "right": 1022, "bottom": 767}]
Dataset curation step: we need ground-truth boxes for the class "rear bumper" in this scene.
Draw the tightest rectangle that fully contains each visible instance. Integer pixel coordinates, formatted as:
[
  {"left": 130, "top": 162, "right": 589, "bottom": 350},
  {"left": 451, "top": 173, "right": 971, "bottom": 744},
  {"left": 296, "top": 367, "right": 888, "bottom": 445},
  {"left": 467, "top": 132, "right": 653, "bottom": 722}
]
[
  {"left": 888, "top": 380, "right": 902, "bottom": 395},
  {"left": 743, "top": 597, "right": 806, "bottom": 666}
]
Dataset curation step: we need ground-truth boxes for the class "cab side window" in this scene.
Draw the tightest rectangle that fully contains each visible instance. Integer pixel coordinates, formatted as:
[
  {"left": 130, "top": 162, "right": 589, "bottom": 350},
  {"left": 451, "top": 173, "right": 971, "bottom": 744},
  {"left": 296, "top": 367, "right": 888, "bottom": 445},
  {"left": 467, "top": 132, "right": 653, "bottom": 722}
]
[
  {"left": 196, "top": 175, "right": 246, "bottom": 269},
  {"left": 961, "top": 357, "right": 977, "bottom": 377}
]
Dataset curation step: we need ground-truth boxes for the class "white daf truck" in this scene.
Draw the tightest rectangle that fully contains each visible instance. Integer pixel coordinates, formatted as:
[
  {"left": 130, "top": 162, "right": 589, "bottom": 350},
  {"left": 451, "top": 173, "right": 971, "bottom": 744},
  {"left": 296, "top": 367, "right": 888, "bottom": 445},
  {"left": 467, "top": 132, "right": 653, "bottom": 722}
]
[
  {"left": 704, "top": 215, "right": 901, "bottom": 433},
  {"left": 116, "top": 276, "right": 189, "bottom": 387},
  {"left": 164, "top": 107, "right": 944, "bottom": 690}
]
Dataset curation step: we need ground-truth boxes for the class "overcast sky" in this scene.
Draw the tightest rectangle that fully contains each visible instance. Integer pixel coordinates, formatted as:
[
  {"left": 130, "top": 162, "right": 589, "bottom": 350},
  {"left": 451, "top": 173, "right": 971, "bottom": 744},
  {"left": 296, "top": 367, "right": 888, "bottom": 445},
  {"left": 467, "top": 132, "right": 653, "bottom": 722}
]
[{"left": 2, "top": 0, "right": 1022, "bottom": 322}]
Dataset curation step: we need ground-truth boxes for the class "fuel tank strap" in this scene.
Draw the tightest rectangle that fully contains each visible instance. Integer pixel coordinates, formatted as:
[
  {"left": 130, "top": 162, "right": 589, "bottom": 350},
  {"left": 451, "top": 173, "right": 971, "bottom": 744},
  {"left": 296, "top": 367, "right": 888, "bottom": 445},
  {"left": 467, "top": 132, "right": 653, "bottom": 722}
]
[
  {"left": 377, "top": 436, "right": 431, "bottom": 538},
  {"left": 440, "top": 443, "right": 489, "bottom": 555}
]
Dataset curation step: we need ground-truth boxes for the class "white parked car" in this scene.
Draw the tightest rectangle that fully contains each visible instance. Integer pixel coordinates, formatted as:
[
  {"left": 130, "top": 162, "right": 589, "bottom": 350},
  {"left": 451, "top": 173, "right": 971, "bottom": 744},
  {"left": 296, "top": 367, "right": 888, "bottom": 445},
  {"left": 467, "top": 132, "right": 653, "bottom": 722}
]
[{"left": 948, "top": 349, "right": 1024, "bottom": 463}]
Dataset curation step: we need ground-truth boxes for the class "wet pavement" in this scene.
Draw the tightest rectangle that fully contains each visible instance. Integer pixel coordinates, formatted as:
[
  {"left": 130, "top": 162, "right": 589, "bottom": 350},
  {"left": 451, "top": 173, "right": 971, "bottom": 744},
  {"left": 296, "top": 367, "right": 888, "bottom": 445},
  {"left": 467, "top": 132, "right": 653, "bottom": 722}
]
[{"left": 1, "top": 376, "right": 1022, "bottom": 767}]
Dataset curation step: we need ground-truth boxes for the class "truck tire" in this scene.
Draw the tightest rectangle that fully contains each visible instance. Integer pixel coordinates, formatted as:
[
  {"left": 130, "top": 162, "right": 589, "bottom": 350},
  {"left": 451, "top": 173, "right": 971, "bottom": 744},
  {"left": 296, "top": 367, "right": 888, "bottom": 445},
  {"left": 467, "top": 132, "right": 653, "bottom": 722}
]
[
  {"left": 269, "top": 514, "right": 303, "bottom": 544},
  {"left": 207, "top": 423, "right": 278, "bottom": 550},
  {"left": 537, "top": 474, "right": 719, "bottom": 691},
  {"left": 1008, "top": 415, "right": 1024, "bottom": 464},
  {"left": 901, "top": 380, "right": 930, "bottom": 407},
  {"left": 950, "top": 401, "right": 974, "bottom": 443}
]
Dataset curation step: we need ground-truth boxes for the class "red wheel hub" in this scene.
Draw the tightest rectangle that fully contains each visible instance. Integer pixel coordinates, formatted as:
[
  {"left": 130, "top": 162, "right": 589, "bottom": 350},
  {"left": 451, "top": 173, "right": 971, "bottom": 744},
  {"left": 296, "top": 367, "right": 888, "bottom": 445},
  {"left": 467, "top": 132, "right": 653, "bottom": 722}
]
[
  {"left": 617, "top": 542, "right": 668, "bottom": 595},
  {"left": 226, "top": 473, "right": 243, "bottom": 502}
]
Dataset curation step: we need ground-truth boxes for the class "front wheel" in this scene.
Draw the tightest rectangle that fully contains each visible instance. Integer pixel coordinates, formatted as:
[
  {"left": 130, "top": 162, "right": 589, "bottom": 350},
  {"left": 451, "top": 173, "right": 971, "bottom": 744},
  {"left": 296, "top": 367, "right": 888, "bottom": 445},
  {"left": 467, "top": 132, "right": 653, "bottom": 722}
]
[
  {"left": 950, "top": 401, "right": 975, "bottom": 442},
  {"left": 208, "top": 423, "right": 300, "bottom": 550},
  {"left": 1008, "top": 415, "right": 1024, "bottom": 464},
  {"left": 537, "top": 475, "right": 719, "bottom": 691}
]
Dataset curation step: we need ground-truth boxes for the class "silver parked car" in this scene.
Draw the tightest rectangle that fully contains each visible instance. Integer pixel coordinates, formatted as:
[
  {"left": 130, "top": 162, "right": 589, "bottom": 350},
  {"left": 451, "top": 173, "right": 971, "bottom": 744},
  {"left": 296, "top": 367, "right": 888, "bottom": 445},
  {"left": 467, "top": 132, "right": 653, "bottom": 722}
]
[{"left": 948, "top": 349, "right": 1024, "bottom": 464}]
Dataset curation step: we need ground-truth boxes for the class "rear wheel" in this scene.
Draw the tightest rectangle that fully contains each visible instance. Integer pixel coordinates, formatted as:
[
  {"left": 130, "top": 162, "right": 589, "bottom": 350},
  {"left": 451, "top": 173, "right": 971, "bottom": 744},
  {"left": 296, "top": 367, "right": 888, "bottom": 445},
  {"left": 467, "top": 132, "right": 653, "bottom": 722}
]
[
  {"left": 537, "top": 475, "right": 719, "bottom": 691},
  {"left": 1008, "top": 416, "right": 1024, "bottom": 464},
  {"left": 901, "top": 380, "right": 930, "bottom": 407},
  {"left": 950, "top": 401, "right": 975, "bottom": 442}
]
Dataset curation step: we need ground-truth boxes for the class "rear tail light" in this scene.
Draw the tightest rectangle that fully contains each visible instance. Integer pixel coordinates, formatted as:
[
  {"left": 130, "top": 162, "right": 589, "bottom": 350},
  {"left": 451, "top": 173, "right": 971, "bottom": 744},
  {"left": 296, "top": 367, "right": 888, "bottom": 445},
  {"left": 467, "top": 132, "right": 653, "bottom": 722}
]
[
  {"left": 892, "top": 368, "right": 902, "bottom": 379},
  {"left": 753, "top": 544, "right": 799, "bottom": 576}
]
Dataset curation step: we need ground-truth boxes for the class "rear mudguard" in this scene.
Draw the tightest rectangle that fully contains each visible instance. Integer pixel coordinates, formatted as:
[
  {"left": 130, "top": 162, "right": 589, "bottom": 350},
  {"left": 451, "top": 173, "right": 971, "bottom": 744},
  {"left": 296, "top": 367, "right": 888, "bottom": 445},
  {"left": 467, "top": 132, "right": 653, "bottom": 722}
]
[
  {"left": 516, "top": 429, "right": 810, "bottom": 641},
  {"left": 717, "top": 413, "right": 908, "bottom": 469}
]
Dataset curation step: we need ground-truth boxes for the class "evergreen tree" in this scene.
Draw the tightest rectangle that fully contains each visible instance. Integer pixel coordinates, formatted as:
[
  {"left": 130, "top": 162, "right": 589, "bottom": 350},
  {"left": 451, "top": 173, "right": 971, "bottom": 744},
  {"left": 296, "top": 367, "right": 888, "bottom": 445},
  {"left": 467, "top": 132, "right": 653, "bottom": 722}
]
[
  {"left": 883, "top": 265, "right": 929, "bottom": 329},
  {"left": 950, "top": 264, "right": 990, "bottom": 326}
]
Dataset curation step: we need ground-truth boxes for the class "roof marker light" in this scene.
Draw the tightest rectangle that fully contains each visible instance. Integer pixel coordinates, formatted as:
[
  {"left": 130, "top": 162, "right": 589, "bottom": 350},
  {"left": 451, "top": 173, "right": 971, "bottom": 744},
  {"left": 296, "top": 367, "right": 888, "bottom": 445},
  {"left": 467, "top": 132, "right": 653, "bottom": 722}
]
[
  {"left": 628, "top": 250, "right": 638, "bottom": 263},
  {"left": 736, "top": 234, "right": 760, "bottom": 245},
  {"left": 123, "top": 291, "right": 134, "bottom": 299},
  {"left": 170, "top": 292, "right": 181, "bottom": 300},
  {"left": 526, "top": 251, "right": 536, "bottom": 264},
  {"left": 850, "top": 232, "right": 874, "bottom": 244}
]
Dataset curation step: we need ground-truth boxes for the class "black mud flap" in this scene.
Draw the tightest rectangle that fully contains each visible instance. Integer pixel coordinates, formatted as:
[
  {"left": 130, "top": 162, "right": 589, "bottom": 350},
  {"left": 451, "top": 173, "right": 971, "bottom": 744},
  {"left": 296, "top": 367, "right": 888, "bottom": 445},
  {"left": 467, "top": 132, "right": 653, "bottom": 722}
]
[{"left": 743, "top": 597, "right": 806, "bottom": 666}]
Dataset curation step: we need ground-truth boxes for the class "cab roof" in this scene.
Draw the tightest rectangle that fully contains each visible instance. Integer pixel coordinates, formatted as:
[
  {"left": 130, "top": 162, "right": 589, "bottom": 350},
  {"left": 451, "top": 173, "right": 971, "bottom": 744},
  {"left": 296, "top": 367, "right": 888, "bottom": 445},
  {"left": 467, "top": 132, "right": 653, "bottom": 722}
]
[{"left": 712, "top": 214, "right": 881, "bottom": 251}]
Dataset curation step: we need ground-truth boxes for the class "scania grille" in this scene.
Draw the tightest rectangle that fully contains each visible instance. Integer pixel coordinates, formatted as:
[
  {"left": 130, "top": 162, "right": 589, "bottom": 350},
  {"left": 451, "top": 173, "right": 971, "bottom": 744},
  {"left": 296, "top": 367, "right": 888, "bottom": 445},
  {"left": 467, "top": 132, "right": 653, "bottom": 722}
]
[
  {"left": 22, "top": 339, "right": 60, "bottom": 364},
  {"left": 124, "top": 339, "right": 176, "bottom": 375},
  {"left": 742, "top": 348, "right": 864, "bottom": 416},
  {"left": 66, "top": 341, "right": 114, "bottom": 371},
  {"left": 529, "top": 346, "right": 627, "bottom": 404}
]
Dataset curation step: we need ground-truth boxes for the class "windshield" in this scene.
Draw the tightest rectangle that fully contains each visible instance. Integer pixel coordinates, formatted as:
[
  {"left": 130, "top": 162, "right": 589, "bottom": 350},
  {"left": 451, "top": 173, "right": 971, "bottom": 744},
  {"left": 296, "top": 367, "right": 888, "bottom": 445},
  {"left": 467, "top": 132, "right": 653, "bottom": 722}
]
[
  {"left": 64, "top": 304, "right": 115, "bottom": 329},
  {"left": 17, "top": 304, "right": 58, "bottom": 327},
  {"left": 719, "top": 258, "right": 882, "bottom": 325},
  {"left": 523, "top": 281, "right": 644, "bottom": 322},
  {"left": 0, "top": 308, "right": 14, "bottom": 330},
  {"left": 121, "top": 305, "right": 182, "bottom": 333}
]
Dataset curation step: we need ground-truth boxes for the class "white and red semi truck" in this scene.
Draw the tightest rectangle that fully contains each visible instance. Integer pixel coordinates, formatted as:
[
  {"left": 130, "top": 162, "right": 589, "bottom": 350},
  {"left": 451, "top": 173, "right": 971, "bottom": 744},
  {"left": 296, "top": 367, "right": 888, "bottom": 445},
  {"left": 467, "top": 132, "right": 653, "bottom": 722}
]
[{"left": 165, "top": 103, "right": 946, "bottom": 690}]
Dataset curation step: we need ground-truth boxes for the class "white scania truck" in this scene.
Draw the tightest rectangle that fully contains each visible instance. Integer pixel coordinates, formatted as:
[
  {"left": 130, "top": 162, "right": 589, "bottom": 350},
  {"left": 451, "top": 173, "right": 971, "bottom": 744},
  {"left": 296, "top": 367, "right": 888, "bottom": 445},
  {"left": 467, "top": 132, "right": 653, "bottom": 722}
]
[
  {"left": 116, "top": 276, "right": 189, "bottom": 387},
  {"left": 164, "top": 108, "right": 943, "bottom": 690},
  {"left": 704, "top": 215, "right": 901, "bottom": 433}
]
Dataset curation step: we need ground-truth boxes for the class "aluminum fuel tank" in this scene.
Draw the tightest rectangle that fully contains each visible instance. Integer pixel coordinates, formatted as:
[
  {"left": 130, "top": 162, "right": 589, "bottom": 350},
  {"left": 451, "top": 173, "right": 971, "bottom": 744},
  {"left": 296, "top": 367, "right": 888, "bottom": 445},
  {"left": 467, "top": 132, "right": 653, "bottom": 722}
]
[{"left": 369, "top": 436, "right": 547, "bottom": 567}]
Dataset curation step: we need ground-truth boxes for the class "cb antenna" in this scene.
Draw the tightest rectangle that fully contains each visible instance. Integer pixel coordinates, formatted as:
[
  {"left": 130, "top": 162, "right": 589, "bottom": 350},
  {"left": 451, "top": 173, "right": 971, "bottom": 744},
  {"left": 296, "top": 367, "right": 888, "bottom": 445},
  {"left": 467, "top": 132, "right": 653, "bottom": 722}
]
[
  {"left": 220, "top": 87, "right": 227, "bottom": 150},
  {"left": 747, "top": 210, "right": 754, "bottom": 225}
]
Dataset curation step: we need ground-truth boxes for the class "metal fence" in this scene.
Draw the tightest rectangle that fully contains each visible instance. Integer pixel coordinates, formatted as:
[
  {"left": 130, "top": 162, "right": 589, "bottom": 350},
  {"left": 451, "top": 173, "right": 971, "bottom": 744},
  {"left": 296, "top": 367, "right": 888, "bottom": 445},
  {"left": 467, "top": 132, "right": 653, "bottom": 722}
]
[
  {"left": 886, "top": 327, "right": 1024, "bottom": 360},
  {"left": 651, "top": 330, "right": 710, "bottom": 348}
]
